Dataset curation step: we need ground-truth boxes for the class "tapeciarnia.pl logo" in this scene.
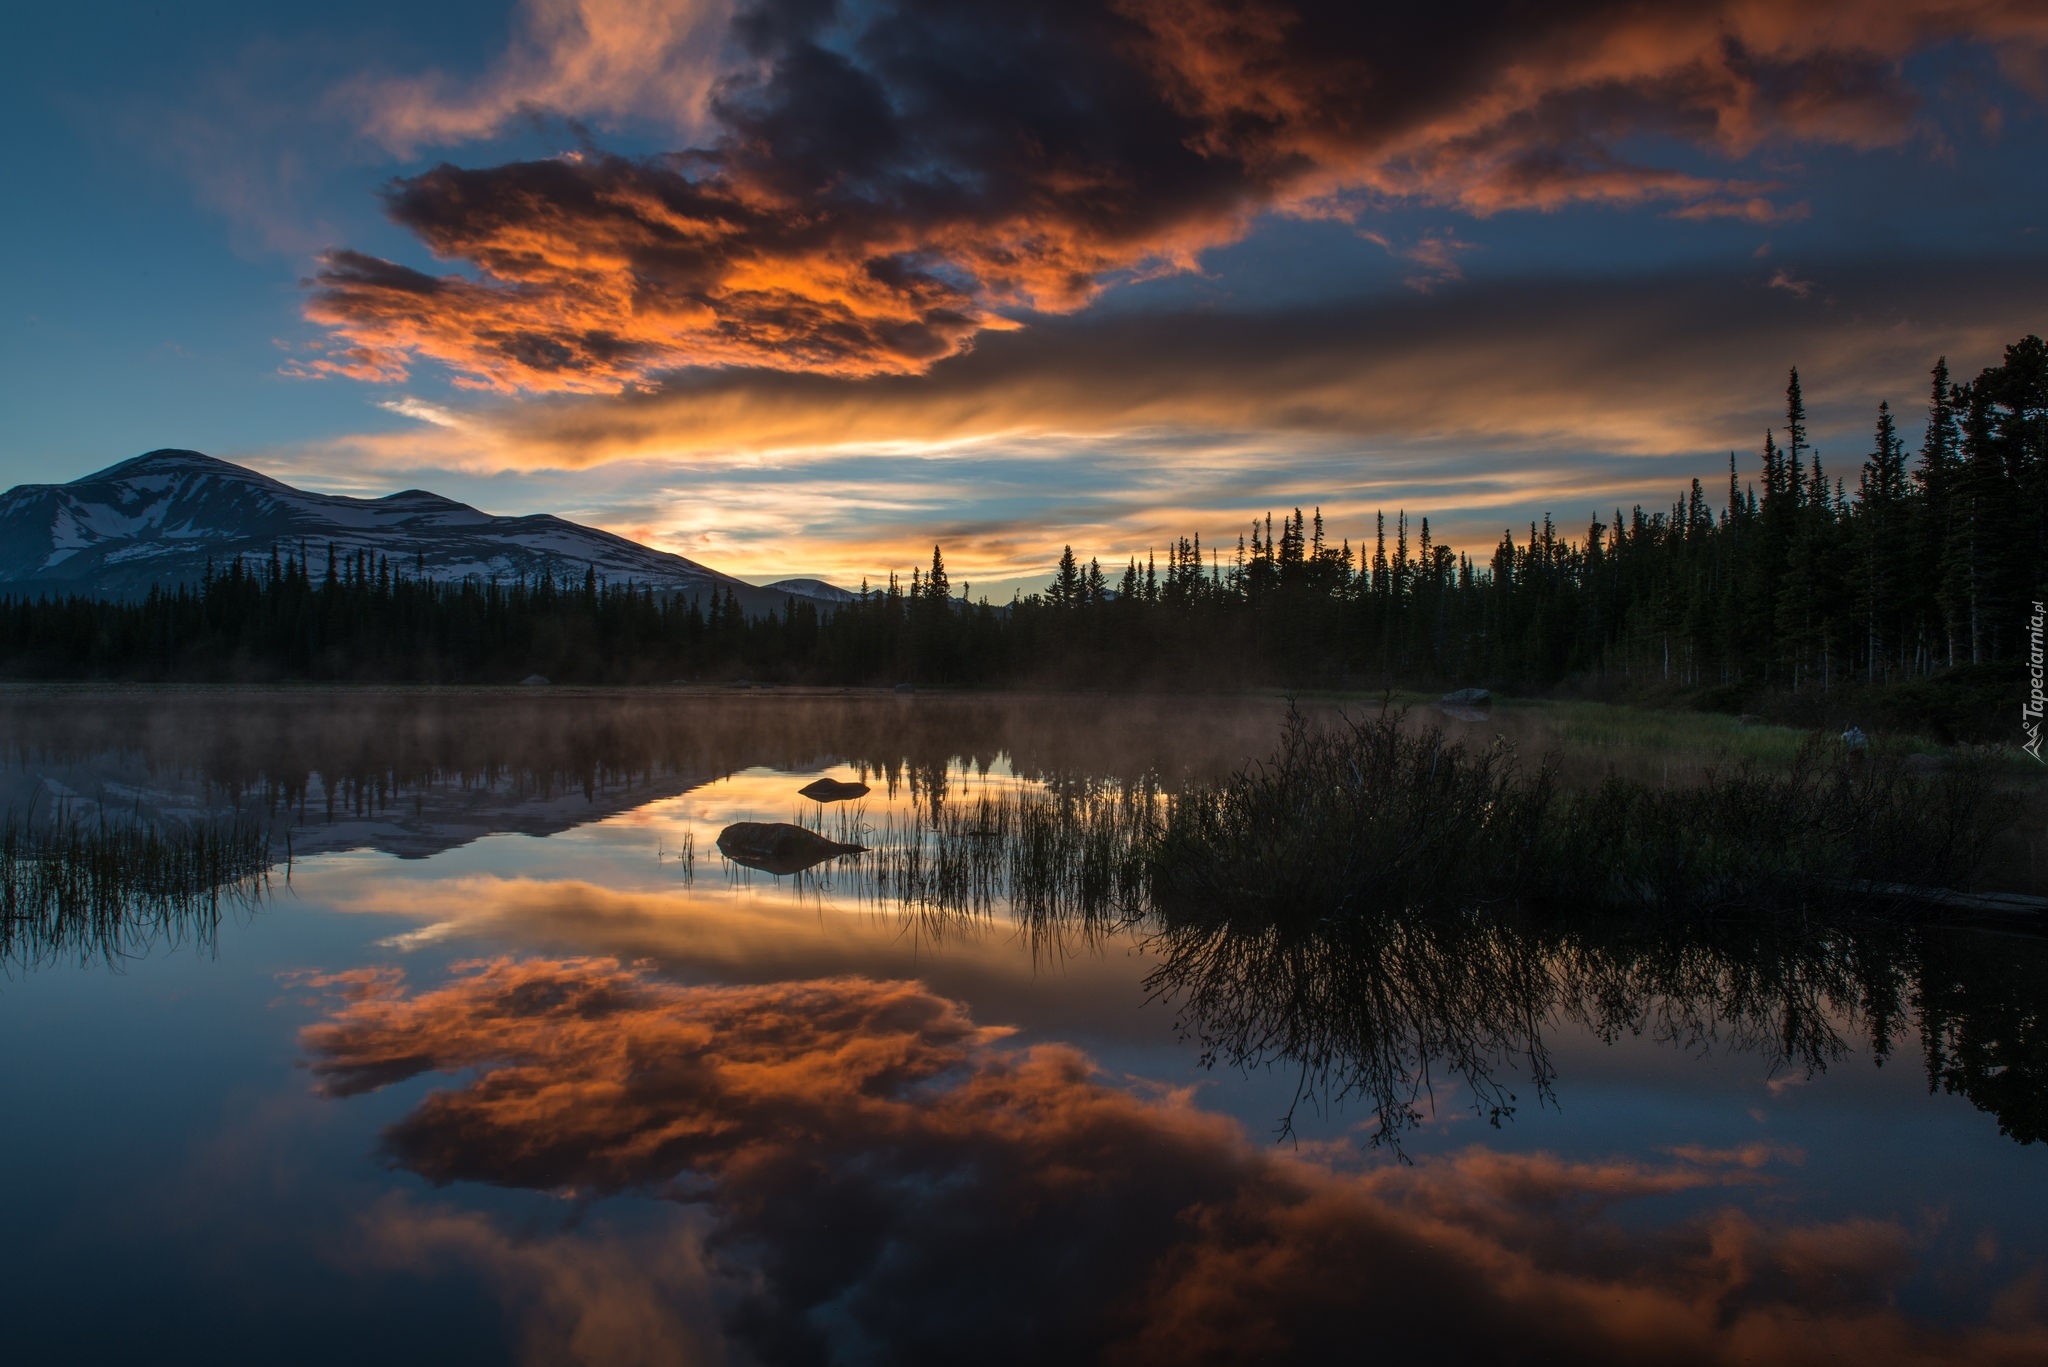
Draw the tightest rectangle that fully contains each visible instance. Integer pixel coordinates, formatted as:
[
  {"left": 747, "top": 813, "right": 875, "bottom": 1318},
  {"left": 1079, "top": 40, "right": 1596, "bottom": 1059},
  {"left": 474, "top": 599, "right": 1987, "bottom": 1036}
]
[{"left": 2026, "top": 599, "right": 2045, "bottom": 763}]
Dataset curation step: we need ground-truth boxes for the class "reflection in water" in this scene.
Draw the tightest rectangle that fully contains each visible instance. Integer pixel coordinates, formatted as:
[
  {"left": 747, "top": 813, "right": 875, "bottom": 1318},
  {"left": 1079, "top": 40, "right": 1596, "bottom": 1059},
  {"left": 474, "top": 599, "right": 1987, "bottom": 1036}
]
[
  {"left": 0, "top": 687, "right": 2041, "bottom": 1364},
  {"left": 0, "top": 688, "right": 1286, "bottom": 860},
  {"left": 301, "top": 958, "right": 2048, "bottom": 1366},
  {"left": 797, "top": 777, "right": 870, "bottom": 803},
  {"left": 1920, "top": 930, "right": 2048, "bottom": 1144},
  {"left": 713, "top": 821, "right": 865, "bottom": 876},
  {"left": 1144, "top": 909, "right": 1558, "bottom": 1143},
  {"left": 1146, "top": 905, "right": 2048, "bottom": 1152},
  {"left": 0, "top": 813, "right": 268, "bottom": 971}
]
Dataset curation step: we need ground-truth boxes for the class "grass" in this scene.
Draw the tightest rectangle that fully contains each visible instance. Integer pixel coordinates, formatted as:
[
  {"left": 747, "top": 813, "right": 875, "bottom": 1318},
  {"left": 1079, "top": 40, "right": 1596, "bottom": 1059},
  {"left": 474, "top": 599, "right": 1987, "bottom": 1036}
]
[
  {"left": 821, "top": 702, "right": 2028, "bottom": 944},
  {"left": 791, "top": 786, "right": 1157, "bottom": 952},
  {"left": 1152, "top": 704, "right": 2021, "bottom": 923},
  {"left": 810, "top": 704, "right": 2024, "bottom": 1149},
  {"left": 0, "top": 811, "right": 271, "bottom": 970}
]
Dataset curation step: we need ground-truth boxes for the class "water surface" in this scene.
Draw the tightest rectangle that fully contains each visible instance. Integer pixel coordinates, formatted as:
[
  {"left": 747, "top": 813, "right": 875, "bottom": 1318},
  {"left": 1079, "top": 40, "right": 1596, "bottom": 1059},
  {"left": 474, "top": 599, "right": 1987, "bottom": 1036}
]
[{"left": 2, "top": 687, "right": 2043, "bottom": 1365}]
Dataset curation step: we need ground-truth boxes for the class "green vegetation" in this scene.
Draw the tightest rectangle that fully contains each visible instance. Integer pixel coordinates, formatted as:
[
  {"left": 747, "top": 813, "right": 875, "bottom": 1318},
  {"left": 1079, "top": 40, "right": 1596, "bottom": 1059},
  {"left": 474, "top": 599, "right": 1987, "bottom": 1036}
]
[
  {"left": 807, "top": 705, "right": 2025, "bottom": 937},
  {"left": 0, "top": 340, "right": 2042, "bottom": 742},
  {"left": 814, "top": 708, "right": 2035, "bottom": 1148},
  {"left": 1150, "top": 707, "right": 2018, "bottom": 923},
  {"left": 856, "top": 785, "right": 1155, "bottom": 940}
]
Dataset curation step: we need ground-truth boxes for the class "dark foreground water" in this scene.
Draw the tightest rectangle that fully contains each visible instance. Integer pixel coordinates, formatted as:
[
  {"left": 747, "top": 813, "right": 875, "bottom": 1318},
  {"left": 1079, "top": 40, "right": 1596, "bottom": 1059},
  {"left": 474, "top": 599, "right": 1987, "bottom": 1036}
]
[{"left": 1, "top": 687, "right": 2044, "bottom": 1366}]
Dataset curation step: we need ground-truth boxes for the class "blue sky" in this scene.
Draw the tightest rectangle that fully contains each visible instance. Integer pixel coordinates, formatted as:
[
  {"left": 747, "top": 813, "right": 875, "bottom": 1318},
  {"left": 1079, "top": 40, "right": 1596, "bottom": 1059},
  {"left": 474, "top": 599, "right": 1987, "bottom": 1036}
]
[{"left": 4, "top": 1, "right": 2046, "bottom": 596}]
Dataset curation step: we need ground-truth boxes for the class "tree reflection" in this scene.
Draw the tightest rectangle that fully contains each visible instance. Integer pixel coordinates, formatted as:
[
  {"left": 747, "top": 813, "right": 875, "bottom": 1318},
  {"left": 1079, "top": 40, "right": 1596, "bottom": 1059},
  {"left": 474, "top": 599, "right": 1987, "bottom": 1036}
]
[
  {"left": 1143, "top": 904, "right": 2046, "bottom": 1151},
  {"left": 1920, "top": 930, "right": 2048, "bottom": 1145},
  {"left": 1144, "top": 910, "right": 1557, "bottom": 1143}
]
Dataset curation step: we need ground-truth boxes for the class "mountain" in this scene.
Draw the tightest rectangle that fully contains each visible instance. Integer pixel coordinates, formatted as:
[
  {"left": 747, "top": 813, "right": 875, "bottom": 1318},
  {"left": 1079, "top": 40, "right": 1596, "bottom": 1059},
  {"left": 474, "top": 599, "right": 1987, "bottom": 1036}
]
[
  {"left": 761, "top": 577, "right": 859, "bottom": 603},
  {"left": 0, "top": 450, "right": 829, "bottom": 614}
]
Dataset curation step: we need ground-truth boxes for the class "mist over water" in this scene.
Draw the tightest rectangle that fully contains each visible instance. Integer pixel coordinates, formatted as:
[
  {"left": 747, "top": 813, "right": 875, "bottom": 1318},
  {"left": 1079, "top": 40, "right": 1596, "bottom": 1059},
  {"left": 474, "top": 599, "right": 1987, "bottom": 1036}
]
[{"left": 1, "top": 687, "right": 2044, "bottom": 1365}]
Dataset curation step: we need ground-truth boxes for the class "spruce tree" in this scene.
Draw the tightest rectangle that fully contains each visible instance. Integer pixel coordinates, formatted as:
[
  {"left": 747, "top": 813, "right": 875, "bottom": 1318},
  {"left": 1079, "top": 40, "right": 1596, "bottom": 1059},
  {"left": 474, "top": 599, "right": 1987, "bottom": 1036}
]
[
  {"left": 1857, "top": 401, "right": 1909, "bottom": 681},
  {"left": 1050, "top": 545, "right": 1081, "bottom": 609}
]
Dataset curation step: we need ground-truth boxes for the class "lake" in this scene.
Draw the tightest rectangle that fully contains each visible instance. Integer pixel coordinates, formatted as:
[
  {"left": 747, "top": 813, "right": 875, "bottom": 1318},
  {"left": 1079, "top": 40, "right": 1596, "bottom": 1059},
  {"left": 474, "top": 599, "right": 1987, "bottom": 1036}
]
[{"left": 1, "top": 687, "right": 2044, "bottom": 1365}]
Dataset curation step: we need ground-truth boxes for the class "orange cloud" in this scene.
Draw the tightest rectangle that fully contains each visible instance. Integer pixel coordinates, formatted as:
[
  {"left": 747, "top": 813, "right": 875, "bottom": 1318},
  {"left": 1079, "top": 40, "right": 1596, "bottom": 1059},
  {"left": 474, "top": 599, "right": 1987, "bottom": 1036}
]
[
  {"left": 301, "top": 957, "right": 2048, "bottom": 1364},
  {"left": 278, "top": 256, "right": 2048, "bottom": 591},
  {"left": 304, "top": 0, "right": 2048, "bottom": 394},
  {"left": 345, "top": 0, "right": 737, "bottom": 155},
  {"left": 358, "top": 1196, "right": 731, "bottom": 1367}
]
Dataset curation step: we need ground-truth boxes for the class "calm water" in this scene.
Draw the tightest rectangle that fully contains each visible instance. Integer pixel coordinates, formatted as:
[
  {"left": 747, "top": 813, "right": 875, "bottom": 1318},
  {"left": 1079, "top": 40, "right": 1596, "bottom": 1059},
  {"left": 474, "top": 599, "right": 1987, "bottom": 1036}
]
[{"left": 2, "top": 687, "right": 2044, "bottom": 1366}]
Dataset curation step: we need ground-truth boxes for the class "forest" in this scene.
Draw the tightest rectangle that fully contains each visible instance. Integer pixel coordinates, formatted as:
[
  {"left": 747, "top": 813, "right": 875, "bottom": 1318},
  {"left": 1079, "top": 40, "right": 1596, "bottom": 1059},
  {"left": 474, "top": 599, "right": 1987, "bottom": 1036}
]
[{"left": 2, "top": 336, "right": 2042, "bottom": 739}]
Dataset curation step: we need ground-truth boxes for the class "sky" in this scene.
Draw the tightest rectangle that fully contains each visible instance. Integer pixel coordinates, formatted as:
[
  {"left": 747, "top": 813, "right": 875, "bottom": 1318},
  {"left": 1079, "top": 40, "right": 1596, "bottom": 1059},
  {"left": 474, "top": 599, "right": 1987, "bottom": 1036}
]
[{"left": 3, "top": 1, "right": 2046, "bottom": 598}]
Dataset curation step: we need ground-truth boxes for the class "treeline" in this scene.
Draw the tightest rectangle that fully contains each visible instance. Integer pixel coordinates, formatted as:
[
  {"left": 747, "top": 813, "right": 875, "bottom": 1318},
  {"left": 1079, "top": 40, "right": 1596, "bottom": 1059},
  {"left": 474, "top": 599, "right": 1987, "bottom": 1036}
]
[{"left": 1, "top": 338, "right": 2041, "bottom": 730}]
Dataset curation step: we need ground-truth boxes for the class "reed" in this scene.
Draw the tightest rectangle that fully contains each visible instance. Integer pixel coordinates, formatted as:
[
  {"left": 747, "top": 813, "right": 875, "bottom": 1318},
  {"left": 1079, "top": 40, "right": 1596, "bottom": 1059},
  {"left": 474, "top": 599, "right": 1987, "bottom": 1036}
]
[
  {"left": 1149, "top": 705, "right": 2022, "bottom": 925},
  {"left": 0, "top": 811, "right": 270, "bottom": 969},
  {"left": 1147, "top": 706, "right": 1551, "bottom": 925},
  {"left": 843, "top": 782, "right": 1158, "bottom": 950}
]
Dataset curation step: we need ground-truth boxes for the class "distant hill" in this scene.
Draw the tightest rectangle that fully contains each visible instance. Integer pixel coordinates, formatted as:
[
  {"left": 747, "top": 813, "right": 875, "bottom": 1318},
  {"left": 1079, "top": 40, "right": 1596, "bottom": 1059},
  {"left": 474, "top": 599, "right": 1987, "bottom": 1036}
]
[
  {"left": 0, "top": 449, "right": 834, "bottom": 615},
  {"left": 761, "top": 577, "right": 859, "bottom": 603}
]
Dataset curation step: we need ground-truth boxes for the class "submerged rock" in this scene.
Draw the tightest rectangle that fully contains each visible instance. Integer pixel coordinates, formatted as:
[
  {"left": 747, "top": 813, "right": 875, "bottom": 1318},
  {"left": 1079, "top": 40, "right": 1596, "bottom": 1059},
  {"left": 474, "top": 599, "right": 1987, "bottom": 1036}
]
[
  {"left": 716, "top": 821, "right": 865, "bottom": 876},
  {"left": 798, "top": 777, "right": 871, "bottom": 803},
  {"left": 1440, "top": 687, "right": 1491, "bottom": 706}
]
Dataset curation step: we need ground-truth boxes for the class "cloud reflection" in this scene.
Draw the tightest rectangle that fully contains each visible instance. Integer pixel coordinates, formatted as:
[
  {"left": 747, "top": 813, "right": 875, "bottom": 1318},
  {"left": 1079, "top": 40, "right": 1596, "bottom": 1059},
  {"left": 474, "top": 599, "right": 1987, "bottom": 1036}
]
[{"left": 303, "top": 958, "right": 2048, "bottom": 1365}]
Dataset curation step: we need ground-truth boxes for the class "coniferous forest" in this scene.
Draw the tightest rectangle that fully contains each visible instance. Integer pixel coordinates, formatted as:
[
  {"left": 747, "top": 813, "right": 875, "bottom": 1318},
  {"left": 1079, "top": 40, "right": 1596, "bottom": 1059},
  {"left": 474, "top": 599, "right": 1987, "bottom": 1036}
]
[{"left": 3, "top": 337, "right": 2043, "bottom": 739}]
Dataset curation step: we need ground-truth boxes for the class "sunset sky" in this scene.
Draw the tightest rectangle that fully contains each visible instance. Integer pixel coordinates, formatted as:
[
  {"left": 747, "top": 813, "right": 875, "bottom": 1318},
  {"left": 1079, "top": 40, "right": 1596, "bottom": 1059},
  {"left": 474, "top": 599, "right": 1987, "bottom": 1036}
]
[{"left": 5, "top": 0, "right": 2046, "bottom": 596}]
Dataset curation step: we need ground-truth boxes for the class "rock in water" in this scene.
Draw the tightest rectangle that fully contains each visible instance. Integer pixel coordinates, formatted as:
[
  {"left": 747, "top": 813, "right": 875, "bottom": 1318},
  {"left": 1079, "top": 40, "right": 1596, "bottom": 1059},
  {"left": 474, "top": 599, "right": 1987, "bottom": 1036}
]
[
  {"left": 1440, "top": 687, "right": 1491, "bottom": 706},
  {"left": 716, "top": 821, "right": 865, "bottom": 875},
  {"left": 798, "top": 777, "right": 870, "bottom": 803}
]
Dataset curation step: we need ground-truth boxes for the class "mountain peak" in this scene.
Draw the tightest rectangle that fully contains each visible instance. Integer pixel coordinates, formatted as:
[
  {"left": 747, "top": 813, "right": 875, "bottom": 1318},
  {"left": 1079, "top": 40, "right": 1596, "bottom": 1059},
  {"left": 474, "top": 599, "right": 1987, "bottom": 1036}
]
[
  {"left": 85, "top": 449, "right": 259, "bottom": 482},
  {"left": 763, "top": 577, "right": 858, "bottom": 603},
  {"left": 0, "top": 450, "right": 838, "bottom": 617}
]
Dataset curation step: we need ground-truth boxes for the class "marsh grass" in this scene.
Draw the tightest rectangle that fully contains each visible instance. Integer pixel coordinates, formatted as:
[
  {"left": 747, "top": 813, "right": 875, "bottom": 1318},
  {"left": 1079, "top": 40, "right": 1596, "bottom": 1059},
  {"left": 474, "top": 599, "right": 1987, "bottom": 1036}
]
[
  {"left": 656, "top": 829, "right": 695, "bottom": 884},
  {"left": 1535, "top": 743, "right": 2013, "bottom": 912},
  {"left": 710, "top": 711, "right": 2028, "bottom": 1153},
  {"left": 0, "top": 811, "right": 270, "bottom": 969},
  {"left": 826, "top": 785, "right": 1159, "bottom": 951},
  {"left": 1152, "top": 705, "right": 2021, "bottom": 925},
  {"left": 1147, "top": 708, "right": 1550, "bottom": 924},
  {"left": 1360, "top": 691, "right": 2014, "bottom": 782},
  {"left": 762, "top": 703, "right": 2019, "bottom": 945}
]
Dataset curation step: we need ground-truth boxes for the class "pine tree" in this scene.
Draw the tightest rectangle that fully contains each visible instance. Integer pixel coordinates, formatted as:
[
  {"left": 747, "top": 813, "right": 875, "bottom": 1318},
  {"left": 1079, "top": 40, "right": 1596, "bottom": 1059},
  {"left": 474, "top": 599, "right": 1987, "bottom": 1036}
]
[
  {"left": 1050, "top": 545, "right": 1081, "bottom": 609},
  {"left": 1856, "top": 401, "right": 1909, "bottom": 681},
  {"left": 1785, "top": 367, "right": 1809, "bottom": 477}
]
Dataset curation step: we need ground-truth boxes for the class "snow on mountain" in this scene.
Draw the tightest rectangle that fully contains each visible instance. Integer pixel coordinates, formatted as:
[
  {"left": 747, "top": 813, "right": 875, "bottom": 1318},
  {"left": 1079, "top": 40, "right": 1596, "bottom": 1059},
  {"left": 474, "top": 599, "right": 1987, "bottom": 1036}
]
[
  {"left": 0, "top": 450, "right": 829, "bottom": 614},
  {"left": 761, "top": 577, "right": 860, "bottom": 603}
]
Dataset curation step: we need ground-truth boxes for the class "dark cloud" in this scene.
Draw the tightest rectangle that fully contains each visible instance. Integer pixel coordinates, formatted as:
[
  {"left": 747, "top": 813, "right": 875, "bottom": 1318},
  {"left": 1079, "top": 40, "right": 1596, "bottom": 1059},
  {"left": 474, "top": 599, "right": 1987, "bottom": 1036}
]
[
  {"left": 415, "top": 255, "right": 2048, "bottom": 465},
  {"left": 304, "top": 0, "right": 2048, "bottom": 392},
  {"left": 303, "top": 958, "right": 2048, "bottom": 1366}
]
